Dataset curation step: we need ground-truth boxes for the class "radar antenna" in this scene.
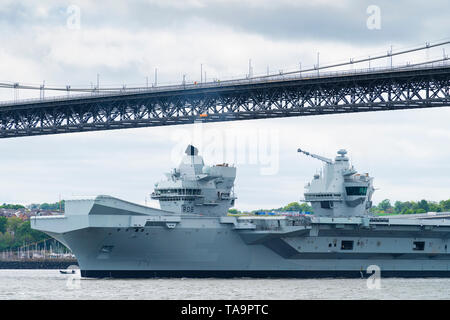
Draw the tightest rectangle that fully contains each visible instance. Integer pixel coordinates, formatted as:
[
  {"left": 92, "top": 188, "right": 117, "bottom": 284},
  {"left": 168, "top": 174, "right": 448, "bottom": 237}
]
[{"left": 297, "top": 148, "right": 333, "bottom": 164}]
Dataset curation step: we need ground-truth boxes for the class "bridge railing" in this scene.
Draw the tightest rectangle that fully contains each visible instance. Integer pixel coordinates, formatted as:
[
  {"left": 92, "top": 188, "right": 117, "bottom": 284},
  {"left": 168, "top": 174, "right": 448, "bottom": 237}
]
[{"left": 1, "top": 60, "right": 449, "bottom": 107}]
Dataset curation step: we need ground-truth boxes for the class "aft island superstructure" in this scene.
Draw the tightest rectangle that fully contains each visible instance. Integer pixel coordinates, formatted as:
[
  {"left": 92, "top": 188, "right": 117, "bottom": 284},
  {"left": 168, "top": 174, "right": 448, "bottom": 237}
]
[{"left": 32, "top": 145, "right": 450, "bottom": 278}]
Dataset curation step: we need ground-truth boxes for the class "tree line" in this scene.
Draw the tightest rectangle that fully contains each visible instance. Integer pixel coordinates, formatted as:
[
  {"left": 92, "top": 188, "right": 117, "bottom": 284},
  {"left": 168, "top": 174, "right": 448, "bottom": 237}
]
[
  {"left": 0, "top": 201, "right": 65, "bottom": 211},
  {"left": 0, "top": 217, "right": 48, "bottom": 251},
  {"left": 230, "top": 198, "right": 450, "bottom": 216},
  {"left": 371, "top": 199, "right": 450, "bottom": 215},
  {"left": 0, "top": 201, "right": 65, "bottom": 252},
  {"left": 28, "top": 201, "right": 65, "bottom": 211},
  {"left": 229, "top": 202, "right": 313, "bottom": 214}
]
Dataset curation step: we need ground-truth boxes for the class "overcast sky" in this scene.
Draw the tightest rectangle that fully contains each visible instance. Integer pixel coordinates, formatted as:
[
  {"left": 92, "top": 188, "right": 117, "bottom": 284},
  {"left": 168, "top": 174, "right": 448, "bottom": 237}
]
[{"left": 0, "top": 0, "right": 449, "bottom": 210}]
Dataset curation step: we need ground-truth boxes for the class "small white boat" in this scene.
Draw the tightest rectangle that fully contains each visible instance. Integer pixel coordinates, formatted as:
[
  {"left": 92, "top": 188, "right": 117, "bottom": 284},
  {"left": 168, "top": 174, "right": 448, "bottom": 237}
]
[{"left": 59, "top": 269, "right": 76, "bottom": 274}]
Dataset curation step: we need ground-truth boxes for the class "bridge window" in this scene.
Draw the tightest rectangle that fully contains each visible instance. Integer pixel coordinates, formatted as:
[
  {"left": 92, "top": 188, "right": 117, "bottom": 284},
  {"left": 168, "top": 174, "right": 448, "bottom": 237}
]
[
  {"left": 346, "top": 187, "right": 367, "bottom": 196},
  {"left": 341, "top": 240, "right": 354, "bottom": 250},
  {"left": 413, "top": 241, "right": 425, "bottom": 251}
]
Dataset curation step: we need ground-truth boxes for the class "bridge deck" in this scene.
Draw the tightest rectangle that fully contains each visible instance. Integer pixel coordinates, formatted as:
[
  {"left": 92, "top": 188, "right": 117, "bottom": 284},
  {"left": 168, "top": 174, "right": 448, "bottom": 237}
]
[{"left": 0, "top": 63, "right": 449, "bottom": 138}]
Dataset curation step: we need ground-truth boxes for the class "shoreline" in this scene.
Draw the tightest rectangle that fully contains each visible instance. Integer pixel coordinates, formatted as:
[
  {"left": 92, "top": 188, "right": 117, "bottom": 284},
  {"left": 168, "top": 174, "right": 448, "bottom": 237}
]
[{"left": 0, "top": 260, "right": 78, "bottom": 269}]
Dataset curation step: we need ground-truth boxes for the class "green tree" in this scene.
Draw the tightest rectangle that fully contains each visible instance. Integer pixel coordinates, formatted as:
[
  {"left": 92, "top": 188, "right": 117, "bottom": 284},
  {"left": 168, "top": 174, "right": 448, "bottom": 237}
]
[
  {"left": 0, "top": 232, "right": 14, "bottom": 251},
  {"left": 378, "top": 199, "right": 392, "bottom": 212},
  {"left": 279, "top": 202, "right": 313, "bottom": 213},
  {"left": 0, "top": 218, "right": 49, "bottom": 250},
  {"left": 283, "top": 202, "right": 303, "bottom": 211},
  {"left": 0, "top": 204, "right": 25, "bottom": 210},
  {"left": 14, "top": 221, "right": 47, "bottom": 245},
  {"left": 440, "top": 199, "right": 450, "bottom": 211},
  {"left": 428, "top": 202, "right": 441, "bottom": 212},
  {"left": 393, "top": 201, "right": 405, "bottom": 214},
  {"left": 0, "top": 216, "right": 7, "bottom": 234},
  {"left": 6, "top": 217, "right": 22, "bottom": 234},
  {"left": 40, "top": 201, "right": 64, "bottom": 211},
  {"left": 417, "top": 200, "right": 429, "bottom": 212}
]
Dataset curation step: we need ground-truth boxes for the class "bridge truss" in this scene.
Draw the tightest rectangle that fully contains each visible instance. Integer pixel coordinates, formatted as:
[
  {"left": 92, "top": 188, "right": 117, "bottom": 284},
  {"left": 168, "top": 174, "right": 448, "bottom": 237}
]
[{"left": 0, "top": 65, "right": 449, "bottom": 138}]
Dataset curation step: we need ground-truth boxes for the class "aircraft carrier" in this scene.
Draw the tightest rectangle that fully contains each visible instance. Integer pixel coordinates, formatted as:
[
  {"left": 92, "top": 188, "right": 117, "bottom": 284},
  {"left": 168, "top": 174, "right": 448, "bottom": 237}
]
[{"left": 31, "top": 145, "right": 450, "bottom": 278}]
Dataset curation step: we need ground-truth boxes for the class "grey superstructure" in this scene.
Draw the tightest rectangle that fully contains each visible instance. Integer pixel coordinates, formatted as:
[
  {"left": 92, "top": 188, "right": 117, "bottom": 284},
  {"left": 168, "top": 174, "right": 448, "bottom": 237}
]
[
  {"left": 32, "top": 146, "right": 450, "bottom": 278},
  {"left": 150, "top": 145, "right": 236, "bottom": 216}
]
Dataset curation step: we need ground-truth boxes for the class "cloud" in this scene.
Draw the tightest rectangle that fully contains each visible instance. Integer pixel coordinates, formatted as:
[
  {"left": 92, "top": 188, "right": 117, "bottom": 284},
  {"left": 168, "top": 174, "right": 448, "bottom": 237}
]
[{"left": 2, "top": 1, "right": 450, "bottom": 44}]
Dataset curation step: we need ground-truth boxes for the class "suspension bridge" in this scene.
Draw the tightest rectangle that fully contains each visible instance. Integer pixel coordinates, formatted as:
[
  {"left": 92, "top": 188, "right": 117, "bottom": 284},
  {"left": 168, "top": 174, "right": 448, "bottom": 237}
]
[{"left": 0, "top": 41, "right": 449, "bottom": 139}]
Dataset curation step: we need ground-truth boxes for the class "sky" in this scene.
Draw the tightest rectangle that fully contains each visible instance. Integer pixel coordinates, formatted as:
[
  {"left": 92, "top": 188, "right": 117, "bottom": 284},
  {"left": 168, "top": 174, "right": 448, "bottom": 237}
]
[{"left": 0, "top": 0, "right": 449, "bottom": 210}]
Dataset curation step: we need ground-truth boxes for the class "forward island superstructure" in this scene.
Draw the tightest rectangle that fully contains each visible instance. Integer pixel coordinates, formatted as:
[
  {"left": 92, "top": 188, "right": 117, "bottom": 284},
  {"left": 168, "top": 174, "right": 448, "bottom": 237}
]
[
  {"left": 150, "top": 145, "right": 236, "bottom": 216},
  {"left": 32, "top": 145, "right": 450, "bottom": 278}
]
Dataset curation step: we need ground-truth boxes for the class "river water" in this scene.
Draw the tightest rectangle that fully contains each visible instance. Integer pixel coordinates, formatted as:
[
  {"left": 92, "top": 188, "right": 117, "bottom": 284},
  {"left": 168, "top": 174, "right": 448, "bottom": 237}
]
[{"left": 0, "top": 270, "right": 449, "bottom": 300}]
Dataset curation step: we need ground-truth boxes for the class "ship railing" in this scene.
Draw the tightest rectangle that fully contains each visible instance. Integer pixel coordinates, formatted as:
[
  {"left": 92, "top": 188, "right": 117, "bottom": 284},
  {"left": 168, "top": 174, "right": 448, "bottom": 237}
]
[{"left": 150, "top": 193, "right": 204, "bottom": 199}]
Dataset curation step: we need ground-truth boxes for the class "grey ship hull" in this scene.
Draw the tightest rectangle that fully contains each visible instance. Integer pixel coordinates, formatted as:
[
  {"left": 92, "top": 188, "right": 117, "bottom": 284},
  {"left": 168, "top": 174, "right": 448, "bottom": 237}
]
[{"left": 32, "top": 196, "right": 450, "bottom": 278}]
